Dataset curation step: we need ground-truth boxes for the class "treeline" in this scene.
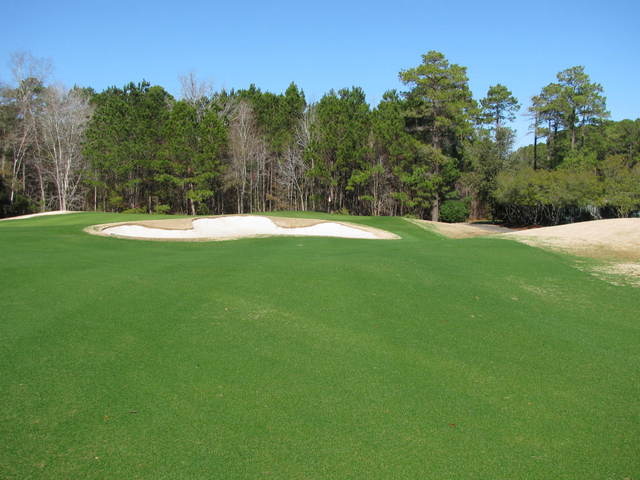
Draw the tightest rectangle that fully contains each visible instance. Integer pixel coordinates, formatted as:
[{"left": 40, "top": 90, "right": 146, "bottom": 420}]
[
  {"left": 495, "top": 65, "right": 640, "bottom": 225},
  {"left": 1, "top": 51, "right": 639, "bottom": 223},
  {"left": 496, "top": 120, "right": 640, "bottom": 224}
]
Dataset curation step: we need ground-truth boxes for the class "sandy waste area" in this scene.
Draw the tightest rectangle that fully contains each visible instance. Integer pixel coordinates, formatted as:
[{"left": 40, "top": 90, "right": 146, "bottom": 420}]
[
  {"left": 406, "top": 219, "right": 514, "bottom": 239},
  {"left": 87, "top": 215, "right": 399, "bottom": 241},
  {"left": 409, "top": 217, "right": 640, "bottom": 285},
  {"left": 503, "top": 219, "right": 640, "bottom": 260}
]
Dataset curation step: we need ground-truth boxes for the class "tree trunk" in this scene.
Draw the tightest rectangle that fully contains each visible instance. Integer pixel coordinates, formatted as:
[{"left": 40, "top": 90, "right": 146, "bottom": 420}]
[
  {"left": 431, "top": 193, "right": 440, "bottom": 221},
  {"left": 188, "top": 183, "right": 196, "bottom": 215},
  {"left": 36, "top": 168, "right": 46, "bottom": 212},
  {"left": 58, "top": 189, "right": 66, "bottom": 211},
  {"left": 10, "top": 156, "right": 20, "bottom": 204}
]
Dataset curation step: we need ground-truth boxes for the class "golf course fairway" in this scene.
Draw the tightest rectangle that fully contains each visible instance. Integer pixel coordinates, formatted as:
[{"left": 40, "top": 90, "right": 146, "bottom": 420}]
[{"left": 1, "top": 212, "right": 638, "bottom": 479}]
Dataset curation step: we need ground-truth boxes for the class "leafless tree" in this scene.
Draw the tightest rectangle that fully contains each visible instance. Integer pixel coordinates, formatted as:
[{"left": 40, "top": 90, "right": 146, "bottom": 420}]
[
  {"left": 179, "top": 71, "right": 212, "bottom": 119},
  {"left": 277, "top": 105, "right": 315, "bottom": 210},
  {"left": 212, "top": 89, "right": 237, "bottom": 122},
  {"left": 9, "top": 51, "right": 52, "bottom": 86},
  {"left": 37, "top": 86, "right": 93, "bottom": 211},
  {"left": 3, "top": 52, "right": 52, "bottom": 206},
  {"left": 225, "top": 101, "right": 267, "bottom": 213}
]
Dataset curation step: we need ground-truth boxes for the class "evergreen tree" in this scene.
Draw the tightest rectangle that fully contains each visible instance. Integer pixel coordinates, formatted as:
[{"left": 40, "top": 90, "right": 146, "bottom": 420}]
[
  {"left": 556, "top": 66, "right": 608, "bottom": 150},
  {"left": 84, "top": 81, "right": 172, "bottom": 211},
  {"left": 480, "top": 84, "right": 520, "bottom": 130},
  {"left": 308, "top": 87, "right": 371, "bottom": 213},
  {"left": 157, "top": 100, "right": 226, "bottom": 214},
  {"left": 399, "top": 51, "right": 476, "bottom": 219}
]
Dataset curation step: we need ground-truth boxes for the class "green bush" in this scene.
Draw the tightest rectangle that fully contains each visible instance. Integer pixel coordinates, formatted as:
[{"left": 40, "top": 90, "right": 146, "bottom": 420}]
[
  {"left": 196, "top": 204, "right": 210, "bottom": 215},
  {"left": 154, "top": 204, "right": 171, "bottom": 214},
  {"left": 440, "top": 199, "right": 470, "bottom": 223},
  {"left": 0, "top": 192, "right": 36, "bottom": 218},
  {"left": 108, "top": 194, "right": 125, "bottom": 211}
]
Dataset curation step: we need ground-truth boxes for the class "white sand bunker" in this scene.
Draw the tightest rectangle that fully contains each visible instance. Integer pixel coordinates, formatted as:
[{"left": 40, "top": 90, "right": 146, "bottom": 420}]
[
  {"left": 0, "top": 210, "right": 79, "bottom": 221},
  {"left": 87, "top": 215, "right": 399, "bottom": 241}
]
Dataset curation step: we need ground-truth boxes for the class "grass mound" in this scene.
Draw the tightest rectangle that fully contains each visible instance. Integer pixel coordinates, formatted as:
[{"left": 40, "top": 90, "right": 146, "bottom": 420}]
[{"left": 1, "top": 212, "right": 638, "bottom": 479}]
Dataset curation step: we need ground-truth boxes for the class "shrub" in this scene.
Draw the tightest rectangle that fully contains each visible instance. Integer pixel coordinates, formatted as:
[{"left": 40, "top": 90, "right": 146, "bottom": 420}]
[
  {"left": 108, "top": 194, "right": 125, "bottom": 211},
  {"left": 0, "top": 192, "right": 36, "bottom": 218},
  {"left": 440, "top": 199, "right": 470, "bottom": 223},
  {"left": 196, "top": 204, "right": 210, "bottom": 215}
]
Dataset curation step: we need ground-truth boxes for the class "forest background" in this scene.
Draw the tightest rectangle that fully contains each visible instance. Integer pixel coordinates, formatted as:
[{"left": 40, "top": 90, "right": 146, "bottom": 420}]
[{"left": 1, "top": 49, "right": 638, "bottom": 225}]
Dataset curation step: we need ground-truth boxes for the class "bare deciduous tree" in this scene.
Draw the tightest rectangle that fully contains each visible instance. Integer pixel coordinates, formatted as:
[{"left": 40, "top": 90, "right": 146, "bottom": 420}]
[
  {"left": 37, "top": 86, "right": 93, "bottom": 210},
  {"left": 4, "top": 52, "right": 51, "bottom": 206},
  {"left": 225, "top": 100, "right": 267, "bottom": 213},
  {"left": 212, "top": 90, "right": 237, "bottom": 122},
  {"left": 179, "top": 71, "right": 212, "bottom": 119},
  {"left": 277, "top": 105, "right": 315, "bottom": 210}
]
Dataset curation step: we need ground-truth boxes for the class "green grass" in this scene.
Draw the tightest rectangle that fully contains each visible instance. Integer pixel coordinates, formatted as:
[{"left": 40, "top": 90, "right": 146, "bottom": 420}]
[{"left": 1, "top": 212, "right": 638, "bottom": 479}]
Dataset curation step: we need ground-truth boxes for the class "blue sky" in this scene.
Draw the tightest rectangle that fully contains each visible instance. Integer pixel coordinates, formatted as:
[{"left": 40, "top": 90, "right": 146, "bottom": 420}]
[{"left": 2, "top": 0, "right": 638, "bottom": 147}]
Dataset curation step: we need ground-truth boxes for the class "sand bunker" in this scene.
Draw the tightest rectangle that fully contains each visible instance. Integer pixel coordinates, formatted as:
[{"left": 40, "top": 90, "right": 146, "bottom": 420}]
[
  {"left": 86, "top": 215, "right": 399, "bottom": 241},
  {"left": 0, "top": 210, "right": 78, "bottom": 221}
]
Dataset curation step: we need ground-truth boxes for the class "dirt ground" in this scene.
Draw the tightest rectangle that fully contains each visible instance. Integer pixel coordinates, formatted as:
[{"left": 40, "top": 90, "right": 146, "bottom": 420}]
[{"left": 408, "top": 217, "right": 640, "bottom": 286}]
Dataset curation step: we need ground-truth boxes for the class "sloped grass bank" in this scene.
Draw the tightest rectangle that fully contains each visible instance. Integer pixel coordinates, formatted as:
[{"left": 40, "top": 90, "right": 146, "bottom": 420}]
[{"left": 1, "top": 212, "right": 638, "bottom": 479}]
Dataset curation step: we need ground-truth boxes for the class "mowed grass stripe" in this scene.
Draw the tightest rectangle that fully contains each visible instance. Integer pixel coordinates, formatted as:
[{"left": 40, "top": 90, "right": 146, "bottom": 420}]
[{"left": 1, "top": 213, "right": 638, "bottom": 479}]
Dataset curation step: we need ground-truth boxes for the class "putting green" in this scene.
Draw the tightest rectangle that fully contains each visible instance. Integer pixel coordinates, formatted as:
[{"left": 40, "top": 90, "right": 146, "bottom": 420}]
[{"left": 0, "top": 212, "right": 638, "bottom": 479}]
